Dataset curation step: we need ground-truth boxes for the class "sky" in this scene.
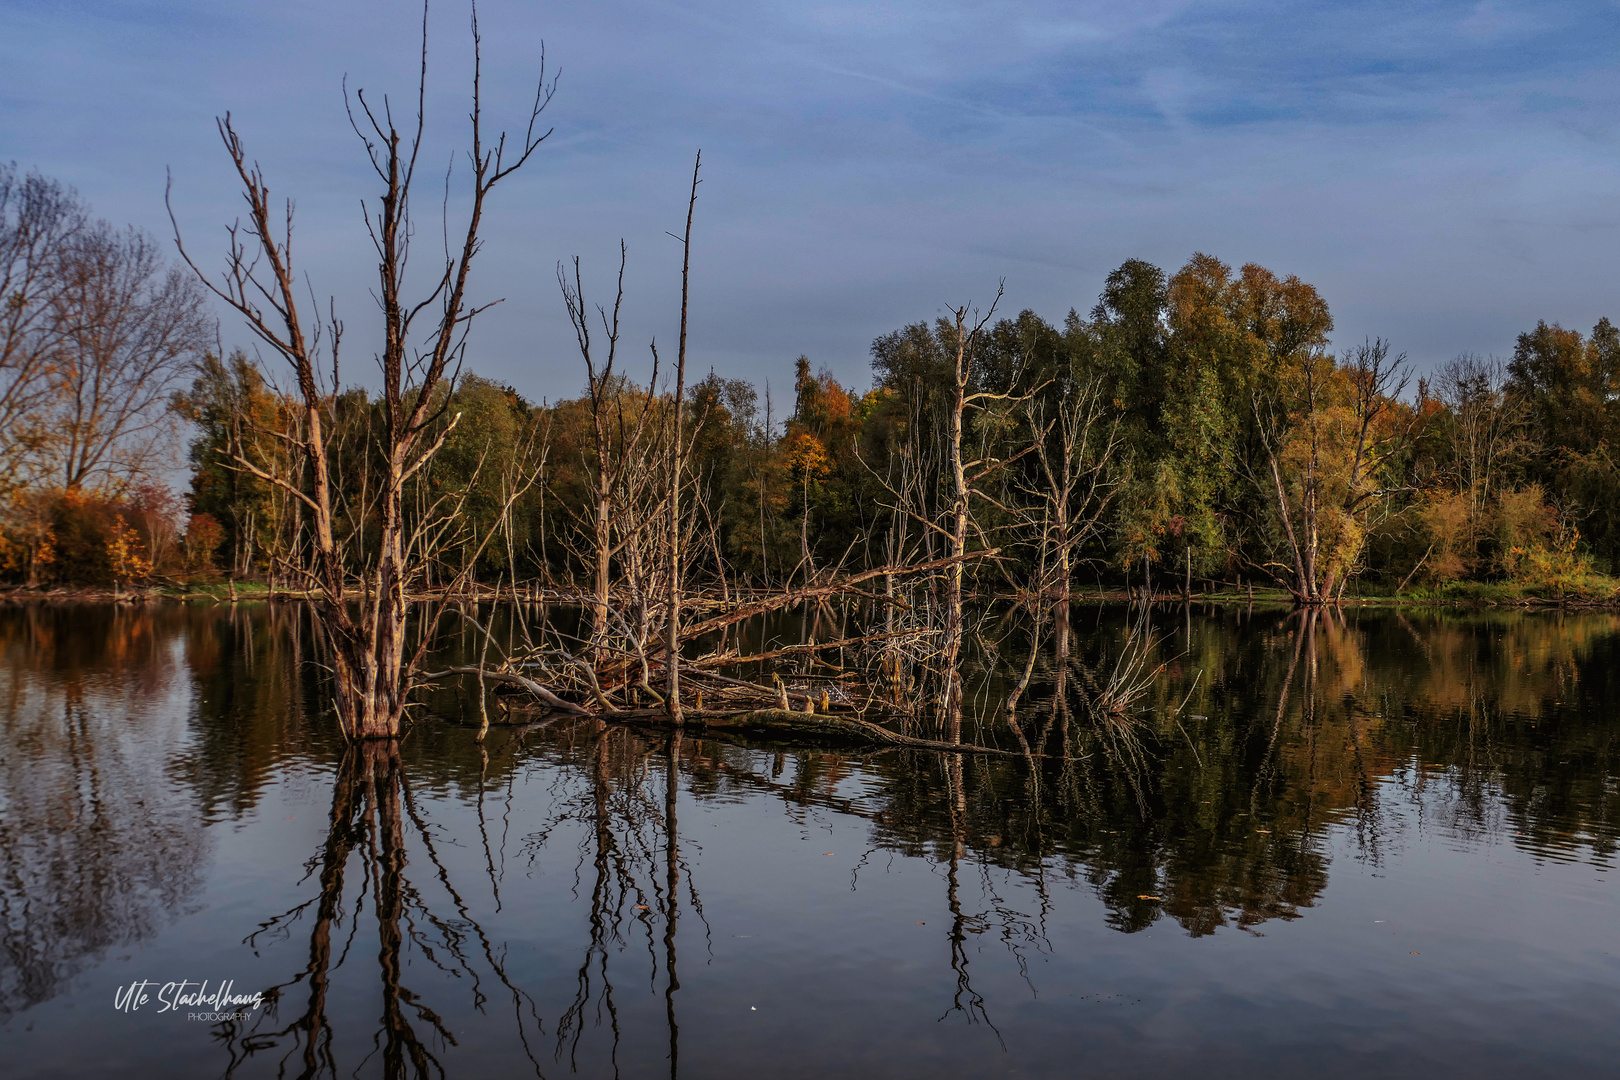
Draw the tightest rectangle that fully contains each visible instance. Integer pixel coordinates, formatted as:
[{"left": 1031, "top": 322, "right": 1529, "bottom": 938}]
[{"left": 4, "top": 0, "right": 1619, "bottom": 405}]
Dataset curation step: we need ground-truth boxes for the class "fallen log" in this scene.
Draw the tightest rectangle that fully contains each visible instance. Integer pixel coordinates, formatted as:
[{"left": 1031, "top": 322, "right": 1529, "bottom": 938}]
[
  {"left": 678, "top": 549, "right": 998, "bottom": 641},
  {"left": 690, "top": 670, "right": 813, "bottom": 704},
  {"left": 424, "top": 669, "right": 1020, "bottom": 755},
  {"left": 613, "top": 708, "right": 1023, "bottom": 756},
  {"left": 687, "top": 630, "right": 921, "bottom": 672}
]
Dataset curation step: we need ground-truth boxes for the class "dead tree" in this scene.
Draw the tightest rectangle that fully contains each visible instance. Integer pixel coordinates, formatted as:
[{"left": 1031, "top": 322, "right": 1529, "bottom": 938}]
[
  {"left": 855, "top": 285, "right": 1054, "bottom": 739},
  {"left": 171, "top": 4, "right": 554, "bottom": 738},
  {"left": 560, "top": 248, "right": 661, "bottom": 656},
  {"left": 1022, "top": 375, "right": 1123, "bottom": 602},
  {"left": 939, "top": 285, "right": 1016, "bottom": 739},
  {"left": 663, "top": 152, "right": 701, "bottom": 724}
]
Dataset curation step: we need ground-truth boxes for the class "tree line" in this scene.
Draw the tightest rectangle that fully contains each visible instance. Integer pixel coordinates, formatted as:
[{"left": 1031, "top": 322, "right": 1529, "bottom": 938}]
[
  {"left": 2, "top": 160, "right": 1616, "bottom": 606},
  {"left": 164, "top": 257, "right": 1617, "bottom": 607}
]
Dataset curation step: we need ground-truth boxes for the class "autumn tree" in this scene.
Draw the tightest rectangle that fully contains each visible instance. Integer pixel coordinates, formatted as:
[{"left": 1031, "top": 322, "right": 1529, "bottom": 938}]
[{"left": 174, "top": 350, "right": 292, "bottom": 577}]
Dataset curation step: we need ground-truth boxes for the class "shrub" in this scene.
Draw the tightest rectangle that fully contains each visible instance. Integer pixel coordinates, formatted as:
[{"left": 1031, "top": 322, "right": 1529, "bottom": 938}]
[{"left": 0, "top": 487, "right": 181, "bottom": 587}]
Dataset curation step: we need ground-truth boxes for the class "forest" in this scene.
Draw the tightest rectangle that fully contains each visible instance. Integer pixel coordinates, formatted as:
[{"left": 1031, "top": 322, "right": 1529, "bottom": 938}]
[{"left": 3, "top": 160, "right": 1616, "bottom": 609}]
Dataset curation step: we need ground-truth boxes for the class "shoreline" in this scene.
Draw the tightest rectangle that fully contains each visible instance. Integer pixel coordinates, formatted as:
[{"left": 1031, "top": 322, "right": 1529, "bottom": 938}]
[{"left": 2, "top": 583, "right": 1616, "bottom": 612}]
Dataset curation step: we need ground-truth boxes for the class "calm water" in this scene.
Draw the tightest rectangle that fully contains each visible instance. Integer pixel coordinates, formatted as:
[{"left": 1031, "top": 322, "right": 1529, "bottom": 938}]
[{"left": 2, "top": 602, "right": 1618, "bottom": 1078}]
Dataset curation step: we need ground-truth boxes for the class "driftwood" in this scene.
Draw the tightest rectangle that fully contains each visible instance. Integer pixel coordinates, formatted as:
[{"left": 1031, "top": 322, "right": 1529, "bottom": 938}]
[
  {"left": 687, "top": 630, "right": 916, "bottom": 671},
  {"left": 690, "top": 670, "right": 814, "bottom": 704},
  {"left": 576, "top": 550, "right": 1000, "bottom": 695}
]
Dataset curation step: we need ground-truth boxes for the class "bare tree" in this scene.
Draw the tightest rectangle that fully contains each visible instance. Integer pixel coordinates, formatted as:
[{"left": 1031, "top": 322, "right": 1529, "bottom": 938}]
[
  {"left": 1022, "top": 374, "right": 1123, "bottom": 602},
  {"left": 663, "top": 151, "right": 700, "bottom": 724},
  {"left": 0, "top": 165, "right": 84, "bottom": 492},
  {"left": 1433, "top": 352, "right": 1528, "bottom": 526},
  {"left": 938, "top": 287, "right": 1008, "bottom": 738},
  {"left": 51, "top": 223, "right": 211, "bottom": 492},
  {"left": 3, "top": 165, "right": 209, "bottom": 500},
  {"left": 171, "top": 4, "right": 554, "bottom": 738},
  {"left": 559, "top": 248, "right": 661, "bottom": 656}
]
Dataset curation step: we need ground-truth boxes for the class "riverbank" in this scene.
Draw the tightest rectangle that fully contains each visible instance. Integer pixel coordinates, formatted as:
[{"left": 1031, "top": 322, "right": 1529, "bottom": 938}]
[{"left": 3, "top": 575, "right": 1618, "bottom": 609}]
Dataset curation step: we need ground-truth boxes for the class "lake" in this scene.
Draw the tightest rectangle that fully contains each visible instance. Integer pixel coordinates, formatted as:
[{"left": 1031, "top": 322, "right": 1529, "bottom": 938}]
[{"left": 1, "top": 601, "right": 1617, "bottom": 1078}]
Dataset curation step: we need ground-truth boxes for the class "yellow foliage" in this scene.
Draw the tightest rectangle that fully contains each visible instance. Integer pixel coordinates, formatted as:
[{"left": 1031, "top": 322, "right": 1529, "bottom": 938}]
[
  {"left": 782, "top": 430, "right": 831, "bottom": 483},
  {"left": 105, "top": 515, "right": 152, "bottom": 584},
  {"left": 1417, "top": 490, "right": 1475, "bottom": 583}
]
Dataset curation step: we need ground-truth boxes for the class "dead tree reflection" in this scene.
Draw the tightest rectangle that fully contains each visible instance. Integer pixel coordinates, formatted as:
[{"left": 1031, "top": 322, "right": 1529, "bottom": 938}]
[
  {"left": 542, "top": 722, "right": 696, "bottom": 1078},
  {"left": 662, "top": 731, "right": 682, "bottom": 1079},
  {"left": 939, "top": 753, "right": 1003, "bottom": 1041},
  {"left": 219, "top": 742, "right": 544, "bottom": 1080}
]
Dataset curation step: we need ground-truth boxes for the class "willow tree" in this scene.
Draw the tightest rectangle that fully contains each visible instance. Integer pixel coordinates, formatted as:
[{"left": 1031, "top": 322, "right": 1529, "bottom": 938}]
[{"left": 172, "top": 6, "right": 554, "bottom": 738}]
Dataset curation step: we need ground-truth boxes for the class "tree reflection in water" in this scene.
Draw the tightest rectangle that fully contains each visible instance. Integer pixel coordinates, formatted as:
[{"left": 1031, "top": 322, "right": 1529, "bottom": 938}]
[
  {"left": 219, "top": 741, "right": 546, "bottom": 1079},
  {"left": 0, "top": 605, "right": 208, "bottom": 1017},
  {"left": 547, "top": 722, "right": 695, "bottom": 1078},
  {"left": 941, "top": 753, "right": 1000, "bottom": 1039},
  {"left": 3, "top": 602, "right": 1617, "bottom": 1076}
]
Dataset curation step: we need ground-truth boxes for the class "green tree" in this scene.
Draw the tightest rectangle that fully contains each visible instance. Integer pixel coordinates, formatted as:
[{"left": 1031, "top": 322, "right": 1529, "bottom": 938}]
[
  {"left": 1509, "top": 319, "right": 1620, "bottom": 571},
  {"left": 173, "top": 350, "right": 290, "bottom": 577}
]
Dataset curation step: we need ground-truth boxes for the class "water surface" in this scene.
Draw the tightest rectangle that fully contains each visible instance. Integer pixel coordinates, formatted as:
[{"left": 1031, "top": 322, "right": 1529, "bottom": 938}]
[{"left": 1, "top": 602, "right": 1617, "bottom": 1078}]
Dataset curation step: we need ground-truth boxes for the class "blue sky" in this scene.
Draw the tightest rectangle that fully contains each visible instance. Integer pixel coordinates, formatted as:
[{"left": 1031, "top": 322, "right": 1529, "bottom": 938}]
[{"left": 4, "top": 0, "right": 1618, "bottom": 402}]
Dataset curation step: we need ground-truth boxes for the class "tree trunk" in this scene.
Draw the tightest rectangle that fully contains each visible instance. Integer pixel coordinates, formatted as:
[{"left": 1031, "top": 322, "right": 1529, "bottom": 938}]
[
  {"left": 942, "top": 325, "right": 970, "bottom": 744},
  {"left": 665, "top": 153, "right": 700, "bottom": 725},
  {"left": 592, "top": 474, "right": 612, "bottom": 651}
]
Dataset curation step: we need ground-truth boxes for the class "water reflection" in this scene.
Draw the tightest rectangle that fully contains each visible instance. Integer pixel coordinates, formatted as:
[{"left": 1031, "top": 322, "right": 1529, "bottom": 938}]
[
  {"left": 545, "top": 722, "right": 691, "bottom": 1077},
  {"left": 968, "top": 601, "right": 1620, "bottom": 934},
  {"left": 174, "top": 603, "right": 335, "bottom": 820},
  {"left": 0, "top": 605, "right": 208, "bottom": 1017},
  {"left": 217, "top": 738, "right": 551, "bottom": 1079},
  {"left": 0, "top": 601, "right": 1617, "bottom": 1077}
]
